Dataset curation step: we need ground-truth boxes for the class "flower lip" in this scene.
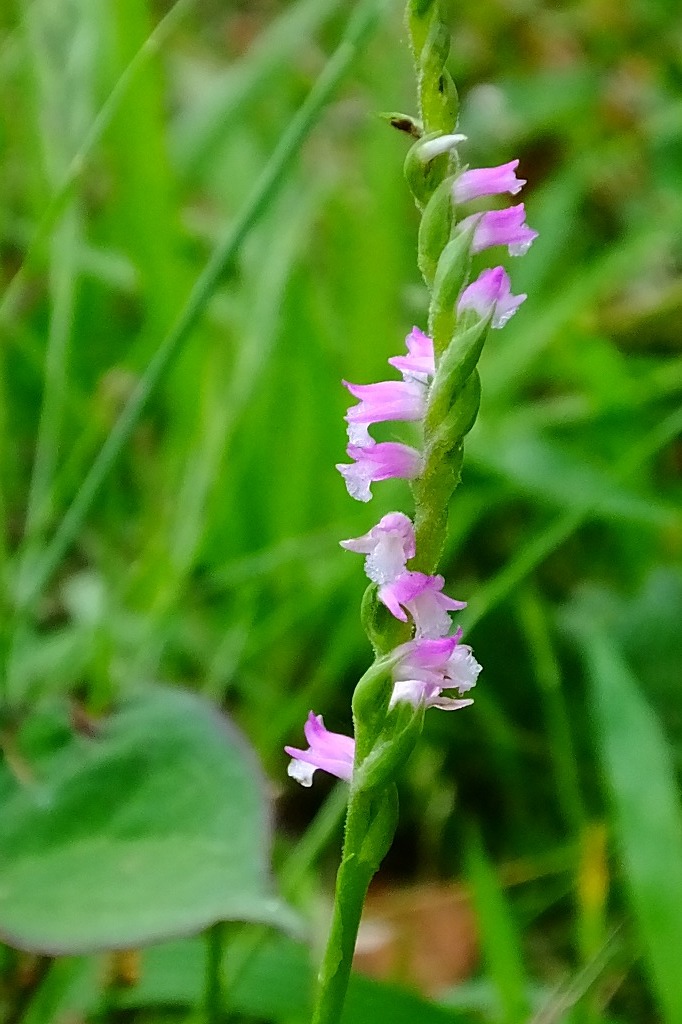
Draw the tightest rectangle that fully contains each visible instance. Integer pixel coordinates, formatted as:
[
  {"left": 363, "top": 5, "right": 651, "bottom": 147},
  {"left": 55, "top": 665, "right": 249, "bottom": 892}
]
[
  {"left": 445, "top": 643, "right": 482, "bottom": 693},
  {"left": 390, "top": 679, "right": 475, "bottom": 711}
]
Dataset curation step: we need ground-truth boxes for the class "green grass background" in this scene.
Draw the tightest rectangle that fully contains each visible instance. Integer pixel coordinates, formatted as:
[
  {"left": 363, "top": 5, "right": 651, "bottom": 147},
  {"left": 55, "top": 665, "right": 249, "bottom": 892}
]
[{"left": 1, "top": 0, "right": 682, "bottom": 1020}]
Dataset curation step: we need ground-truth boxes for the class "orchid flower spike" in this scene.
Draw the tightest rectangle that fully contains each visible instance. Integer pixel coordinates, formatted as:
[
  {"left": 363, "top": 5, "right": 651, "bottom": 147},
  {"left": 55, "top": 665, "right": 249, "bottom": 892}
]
[
  {"left": 453, "top": 159, "right": 526, "bottom": 204},
  {"left": 459, "top": 203, "right": 538, "bottom": 256},
  {"left": 285, "top": 712, "right": 355, "bottom": 787},
  {"left": 458, "top": 266, "right": 527, "bottom": 328},
  {"left": 340, "top": 512, "right": 415, "bottom": 584},
  {"left": 337, "top": 442, "right": 423, "bottom": 503}
]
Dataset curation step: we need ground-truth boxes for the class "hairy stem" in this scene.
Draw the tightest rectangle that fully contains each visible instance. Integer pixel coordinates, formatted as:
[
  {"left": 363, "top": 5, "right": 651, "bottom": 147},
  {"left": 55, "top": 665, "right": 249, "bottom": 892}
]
[
  {"left": 406, "top": 0, "right": 458, "bottom": 136},
  {"left": 311, "top": 786, "right": 398, "bottom": 1024}
]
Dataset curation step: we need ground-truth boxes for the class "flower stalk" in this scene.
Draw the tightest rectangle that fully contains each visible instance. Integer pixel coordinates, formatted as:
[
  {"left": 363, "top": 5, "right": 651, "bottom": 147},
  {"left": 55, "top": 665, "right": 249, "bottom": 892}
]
[{"left": 287, "top": 3, "right": 537, "bottom": 1022}]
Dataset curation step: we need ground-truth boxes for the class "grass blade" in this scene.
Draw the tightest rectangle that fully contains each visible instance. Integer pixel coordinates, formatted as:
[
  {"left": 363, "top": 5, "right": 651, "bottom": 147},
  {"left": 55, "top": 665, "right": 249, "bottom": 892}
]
[
  {"left": 462, "top": 405, "right": 682, "bottom": 633},
  {"left": 465, "top": 826, "right": 531, "bottom": 1023},
  {"left": 13, "top": 0, "right": 387, "bottom": 615},
  {"left": 585, "top": 632, "right": 682, "bottom": 1024}
]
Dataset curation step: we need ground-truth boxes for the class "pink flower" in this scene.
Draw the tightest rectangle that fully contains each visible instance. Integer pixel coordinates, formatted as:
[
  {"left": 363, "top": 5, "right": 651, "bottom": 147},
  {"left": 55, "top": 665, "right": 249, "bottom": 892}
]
[
  {"left": 397, "top": 633, "right": 481, "bottom": 694},
  {"left": 452, "top": 160, "right": 526, "bottom": 204},
  {"left": 343, "top": 379, "right": 427, "bottom": 447},
  {"left": 459, "top": 204, "right": 538, "bottom": 256},
  {"left": 458, "top": 266, "right": 527, "bottom": 328},
  {"left": 389, "top": 632, "right": 482, "bottom": 709},
  {"left": 337, "top": 442, "right": 423, "bottom": 503},
  {"left": 340, "top": 512, "right": 415, "bottom": 584},
  {"left": 388, "top": 327, "right": 435, "bottom": 383},
  {"left": 394, "top": 632, "right": 462, "bottom": 684},
  {"left": 379, "top": 571, "right": 466, "bottom": 638},
  {"left": 285, "top": 712, "right": 355, "bottom": 787}
]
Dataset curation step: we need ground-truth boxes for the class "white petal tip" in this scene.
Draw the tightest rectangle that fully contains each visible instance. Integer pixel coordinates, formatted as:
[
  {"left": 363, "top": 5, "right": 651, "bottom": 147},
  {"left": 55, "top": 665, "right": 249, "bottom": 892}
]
[{"left": 287, "top": 759, "right": 315, "bottom": 787}]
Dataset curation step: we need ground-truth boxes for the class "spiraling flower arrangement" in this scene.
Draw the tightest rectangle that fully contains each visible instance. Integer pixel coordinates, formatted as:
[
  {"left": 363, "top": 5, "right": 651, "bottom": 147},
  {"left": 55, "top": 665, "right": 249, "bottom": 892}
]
[
  {"left": 286, "top": 170, "right": 534, "bottom": 787},
  {"left": 287, "top": 3, "right": 537, "bottom": 1022}
]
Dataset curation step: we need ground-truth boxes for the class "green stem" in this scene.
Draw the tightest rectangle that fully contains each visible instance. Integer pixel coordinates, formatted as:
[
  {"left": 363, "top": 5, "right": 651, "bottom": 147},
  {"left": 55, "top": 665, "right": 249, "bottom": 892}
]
[
  {"left": 11, "top": 0, "right": 386, "bottom": 617},
  {"left": 406, "top": 0, "right": 458, "bottom": 136},
  {"left": 404, "top": 0, "right": 476, "bottom": 575},
  {"left": 313, "top": 7, "right": 466, "bottom": 1023},
  {"left": 311, "top": 793, "right": 372, "bottom": 1024},
  {"left": 311, "top": 785, "right": 398, "bottom": 1024}
]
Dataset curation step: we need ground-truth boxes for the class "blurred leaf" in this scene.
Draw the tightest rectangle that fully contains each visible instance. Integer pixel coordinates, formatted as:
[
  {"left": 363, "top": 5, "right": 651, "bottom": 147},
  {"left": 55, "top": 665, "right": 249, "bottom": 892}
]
[
  {"left": 465, "top": 827, "right": 531, "bottom": 1024},
  {"left": 585, "top": 632, "right": 682, "bottom": 1024},
  {"left": 470, "top": 425, "right": 678, "bottom": 528},
  {"left": 173, "top": 0, "right": 343, "bottom": 175},
  {"left": 0, "top": 685, "right": 295, "bottom": 953},
  {"left": 112, "top": 930, "right": 470, "bottom": 1023},
  {"left": 20, "top": 957, "right": 100, "bottom": 1024},
  {"left": 570, "top": 569, "right": 682, "bottom": 703}
]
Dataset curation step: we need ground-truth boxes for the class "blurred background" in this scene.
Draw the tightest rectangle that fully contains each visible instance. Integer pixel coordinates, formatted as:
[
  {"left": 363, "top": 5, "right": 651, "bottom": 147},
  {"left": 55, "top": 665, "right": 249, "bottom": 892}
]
[{"left": 1, "top": 0, "right": 681, "bottom": 1021}]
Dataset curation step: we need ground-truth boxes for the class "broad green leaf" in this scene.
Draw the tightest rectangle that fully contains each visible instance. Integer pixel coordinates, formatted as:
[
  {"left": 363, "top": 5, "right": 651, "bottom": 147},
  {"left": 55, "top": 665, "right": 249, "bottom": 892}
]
[
  {"left": 0, "top": 685, "right": 295, "bottom": 953},
  {"left": 465, "top": 827, "right": 530, "bottom": 1024},
  {"left": 586, "top": 633, "right": 682, "bottom": 1024}
]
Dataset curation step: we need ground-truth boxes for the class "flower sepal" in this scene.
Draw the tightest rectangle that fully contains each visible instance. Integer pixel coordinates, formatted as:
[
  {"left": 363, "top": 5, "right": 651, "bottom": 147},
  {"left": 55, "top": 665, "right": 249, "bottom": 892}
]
[
  {"left": 418, "top": 175, "right": 456, "bottom": 287},
  {"left": 429, "top": 227, "right": 475, "bottom": 356},
  {"left": 352, "top": 700, "right": 424, "bottom": 795},
  {"left": 355, "top": 783, "right": 399, "bottom": 875},
  {"left": 404, "top": 132, "right": 463, "bottom": 206},
  {"left": 426, "top": 369, "right": 481, "bottom": 457},
  {"left": 351, "top": 648, "right": 405, "bottom": 759},
  {"left": 360, "top": 583, "right": 412, "bottom": 656},
  {"left": 425, "top": 315, "right": 489, "bottom": 432}
]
